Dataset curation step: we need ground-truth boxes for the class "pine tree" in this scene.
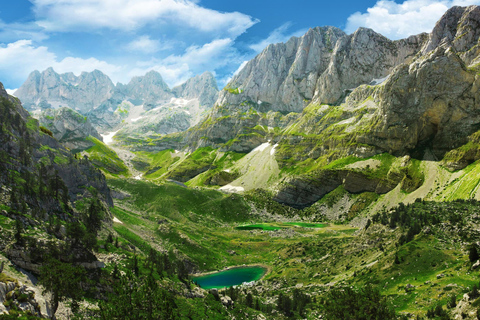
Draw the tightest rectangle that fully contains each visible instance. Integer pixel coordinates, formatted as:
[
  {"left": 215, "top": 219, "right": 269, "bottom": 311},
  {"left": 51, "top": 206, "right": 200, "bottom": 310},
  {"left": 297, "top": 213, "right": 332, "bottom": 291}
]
[{"left": 470, "top": 245, "right": 479, "bottom": 263}]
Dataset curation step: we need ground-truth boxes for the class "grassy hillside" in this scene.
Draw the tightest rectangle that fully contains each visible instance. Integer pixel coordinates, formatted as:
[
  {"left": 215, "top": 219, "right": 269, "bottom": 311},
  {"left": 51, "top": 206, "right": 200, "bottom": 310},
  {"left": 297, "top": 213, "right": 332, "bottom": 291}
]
[
  {"left": 83, "top": 136, "right": 130, "bottom": 176},
  {"left": 104, "top": 176, "right": 480, "bottom": 319}
]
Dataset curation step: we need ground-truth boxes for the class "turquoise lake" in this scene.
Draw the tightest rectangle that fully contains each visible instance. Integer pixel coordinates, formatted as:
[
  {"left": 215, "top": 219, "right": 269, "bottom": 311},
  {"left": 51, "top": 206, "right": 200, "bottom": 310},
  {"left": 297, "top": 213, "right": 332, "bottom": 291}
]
[{"left": 191, "top": 266, "right": 267, "bottom": 289}]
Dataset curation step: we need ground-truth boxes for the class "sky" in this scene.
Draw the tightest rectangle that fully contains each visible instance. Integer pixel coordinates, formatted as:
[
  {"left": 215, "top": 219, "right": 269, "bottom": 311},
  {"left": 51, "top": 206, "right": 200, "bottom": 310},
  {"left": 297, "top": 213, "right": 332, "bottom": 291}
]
[{"left": 1, "top": 0, "right": 479, "bottom": 93}]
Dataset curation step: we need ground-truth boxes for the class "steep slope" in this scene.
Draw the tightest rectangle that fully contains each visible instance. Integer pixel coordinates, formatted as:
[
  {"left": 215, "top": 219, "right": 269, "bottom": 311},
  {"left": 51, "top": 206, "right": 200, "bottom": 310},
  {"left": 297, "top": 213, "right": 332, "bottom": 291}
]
[
  {"left": 180, "top": 26, "right": 426, "bottom": 152},
  {"left": 0, "top": 82, "right": 112, "bottom": 208}
]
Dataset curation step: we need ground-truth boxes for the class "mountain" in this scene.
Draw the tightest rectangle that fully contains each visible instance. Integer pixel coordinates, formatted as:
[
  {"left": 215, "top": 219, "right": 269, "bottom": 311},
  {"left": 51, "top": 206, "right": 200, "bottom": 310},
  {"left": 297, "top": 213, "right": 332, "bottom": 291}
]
[
  {"left": 119, "top": 70, "right": 174, "bottom": 109},
  {"left": 15, "top": 69, "right": 220, "bottom": 137},
  {"left": 120, "top": 6, "right": 480, "bottom": 209},
  {"left": 172, "top": 71, "right": 219, "bottom": 107},
  {"left": 14, "top": 68, "right": 115, "bottom": 113},
  {"left": 34, "top": 107, "right": 103, "bottom": 152},
  {"left": 113, "top": 71, "right": 219, "bottom": 139},
  {"left": 5, "top": 5, "right": 480, "bottom": 320}
]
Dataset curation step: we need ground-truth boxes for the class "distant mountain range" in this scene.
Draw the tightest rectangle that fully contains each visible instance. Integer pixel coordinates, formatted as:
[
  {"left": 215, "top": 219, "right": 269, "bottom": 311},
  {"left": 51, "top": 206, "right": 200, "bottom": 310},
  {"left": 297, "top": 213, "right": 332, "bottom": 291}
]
[{"left": 15, "top": 68, "right": 219, "bottom": 137}]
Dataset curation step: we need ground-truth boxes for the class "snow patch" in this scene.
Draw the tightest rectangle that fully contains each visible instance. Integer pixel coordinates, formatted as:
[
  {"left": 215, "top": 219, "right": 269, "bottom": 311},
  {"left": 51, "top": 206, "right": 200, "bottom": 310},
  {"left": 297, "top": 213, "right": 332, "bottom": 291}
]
[
  {"left": 252, "top": 142, "right": 270, "bottom": 152},
  {"left": 370, "top": 76, "right": 389, "bottom": 86},
  {"left": 184, "top": 110, "right": 191, "bottom": 115},
  {"left": 169, "top": 97, "right": 194, "bottom": 107},
  {"left": 270, "top": 143, "right": 279, "bottom": 156},
  {"left": 219, "top": 185, "right": 245, "bottom": 193},
  {"left": 134, "top": 174, "right": 142, "bottom": 180},
  {"left": 108, "top": 107, "right": 113, "bottom": 112},
  {"left": 113, "top": 217, "right": 123, "bottom": 224},
  {"left": 100, "top": 130, "right": 119, "bottom": 145},
  {"left": 223, "top": 169, "right": 231, "bottom": 173},
  {"left": 258, "top": 100, "right": 262, "bottom": 105},
  {"left": 131, "top": 116, "right": 144, "bottom": 123}
]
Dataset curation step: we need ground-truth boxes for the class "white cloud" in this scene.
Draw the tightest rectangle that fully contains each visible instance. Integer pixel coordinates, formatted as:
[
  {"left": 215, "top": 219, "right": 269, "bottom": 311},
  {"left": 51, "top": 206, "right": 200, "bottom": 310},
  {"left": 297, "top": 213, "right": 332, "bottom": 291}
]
[
  {"left": 0, "top": 40, "right": 122, "bottom": 84},
  {"left": 0, "top": 20, "right": 48, "bottom": 42},
  {"left": 346, "top": 0, "right": 480, "bottom": 39},
  {"left": 32, "top": 0, "right": 258, "bottom": 38},
  {"left": 127, "top": 36, "right": 162, "bottom": 54},
  {"left": 249, "top": 22, "right": 307, "bottom": 53},
  {"left": 127, "top": 38, "right": 238, "bottom": 87}
]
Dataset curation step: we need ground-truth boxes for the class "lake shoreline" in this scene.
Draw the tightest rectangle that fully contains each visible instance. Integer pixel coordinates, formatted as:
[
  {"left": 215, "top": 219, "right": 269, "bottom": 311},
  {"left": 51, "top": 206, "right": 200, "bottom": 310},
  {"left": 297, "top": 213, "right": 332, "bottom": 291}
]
[{"left": 190, "top": 263, "right": 271, "bottom": 280}]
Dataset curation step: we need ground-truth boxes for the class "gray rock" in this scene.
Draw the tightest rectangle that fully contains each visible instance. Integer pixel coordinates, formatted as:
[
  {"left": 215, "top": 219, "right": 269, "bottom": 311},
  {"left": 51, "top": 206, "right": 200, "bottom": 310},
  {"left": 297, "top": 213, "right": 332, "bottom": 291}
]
[
  {"left": 35, "top": 107, "right": 103, "bottom": 152},
  {"left": 122, "top": 70, "right": 174, "bottom": 109},
  {"left": 220, "top": 295, "right": 233, "bottom": 307},
  {"left": 15, "top": 68, "right": 115, "bottom": 114},
  {"left": 172, "top": 71, "right": 219, "bottom": 107},
  {"left": 0, "top": 302, "right": 7, "bottom": 315},
  {"left": 472, "top": 260, "right": 480, "bottom": 269}
]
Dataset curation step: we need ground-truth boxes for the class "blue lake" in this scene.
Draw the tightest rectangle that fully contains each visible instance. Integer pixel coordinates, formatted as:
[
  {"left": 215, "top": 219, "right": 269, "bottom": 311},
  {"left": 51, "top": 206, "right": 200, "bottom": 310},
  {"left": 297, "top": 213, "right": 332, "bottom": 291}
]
[{"left": 191, "top": 266, "right": 267, "bottom": 289}]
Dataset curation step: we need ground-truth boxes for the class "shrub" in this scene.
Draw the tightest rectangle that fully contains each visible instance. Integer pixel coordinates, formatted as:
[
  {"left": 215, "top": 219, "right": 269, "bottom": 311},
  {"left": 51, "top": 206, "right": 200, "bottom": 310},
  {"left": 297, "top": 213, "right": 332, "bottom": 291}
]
[{"left": 39, "top": 126, "right": 53, "bottom": 137}]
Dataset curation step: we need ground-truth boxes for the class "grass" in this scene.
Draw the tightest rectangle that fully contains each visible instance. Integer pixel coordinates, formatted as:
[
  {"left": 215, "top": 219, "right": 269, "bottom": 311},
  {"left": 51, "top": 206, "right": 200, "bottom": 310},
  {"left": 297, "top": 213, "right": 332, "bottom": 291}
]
[
  {"left": 0, "top": 273, "right": 17, "bottom": 284},
  {"left": 108, "top": 178, "right": 252, "bottom": 223},
  {"left": 113, "top": 225, "right": 152, "bottom": 254},
  {"left": 84, "top": 136, "right": 129, "bottom": 176}
]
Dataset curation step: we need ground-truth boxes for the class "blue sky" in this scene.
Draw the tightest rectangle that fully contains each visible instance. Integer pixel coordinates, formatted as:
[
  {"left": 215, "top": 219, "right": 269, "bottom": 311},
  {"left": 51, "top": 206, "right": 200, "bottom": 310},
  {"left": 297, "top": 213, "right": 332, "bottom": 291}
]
[{"left": 1, "top": 0, "right": 479, "bottom": 92}]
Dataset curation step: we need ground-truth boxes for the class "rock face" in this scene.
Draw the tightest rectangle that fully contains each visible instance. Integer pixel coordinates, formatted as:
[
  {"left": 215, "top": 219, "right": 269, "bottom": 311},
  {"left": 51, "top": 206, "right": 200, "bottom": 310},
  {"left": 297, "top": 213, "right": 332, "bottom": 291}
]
[
  {"left": 15, "top": 68, "right": 115, "bottom": 113},
  {"left": 180, "top": 25, "right": 427, "bottom": 152},
  {"left": 215, "top": 26, "right": 425, "bottom": 114},
  {"left": 119, "top": 70, "right": 174, "bottom": 109},
  {"left": 172, "top": 71, "right": 219, "bottom": 107},
  {"left": 35, "top": 107, "right": 103, "bottom": 152}
]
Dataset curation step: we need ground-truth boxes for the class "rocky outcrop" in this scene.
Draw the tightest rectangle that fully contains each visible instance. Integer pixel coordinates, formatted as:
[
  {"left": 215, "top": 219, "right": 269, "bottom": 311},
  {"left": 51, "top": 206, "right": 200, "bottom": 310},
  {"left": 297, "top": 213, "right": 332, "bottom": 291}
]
[
  {"left": 35, "top": 107, "right": 103, "bottom": 152},
  {"left": 364, "top": 45, "right": 479, "bottom": 158},
  {"left": 0, "top": 280, "right": 42, "bottom": 317},
  {"left": 274, "top": 168, "right": 402, "bottom": 208}
]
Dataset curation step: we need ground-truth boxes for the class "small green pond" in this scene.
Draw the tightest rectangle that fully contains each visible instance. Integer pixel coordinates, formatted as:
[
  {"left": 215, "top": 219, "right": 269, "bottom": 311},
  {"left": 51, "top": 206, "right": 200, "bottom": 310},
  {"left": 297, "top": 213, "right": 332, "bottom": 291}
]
[
  {"left": 235, "top": 222, "right": 326, "bottom": 231},
  {"left": 191, "top": 266, "right": 267, "bottom": 289},
  {"left": 235, "top": 224, "right": 283, "bottom": 231}
]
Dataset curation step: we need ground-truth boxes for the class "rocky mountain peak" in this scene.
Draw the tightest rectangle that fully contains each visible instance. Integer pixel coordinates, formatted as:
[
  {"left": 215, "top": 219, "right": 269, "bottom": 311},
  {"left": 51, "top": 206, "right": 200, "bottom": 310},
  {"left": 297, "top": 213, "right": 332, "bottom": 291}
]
[
  {"left": 212, "top": 21, "right": 424, "bottom": 119},
  {"left": 423, "top": 5, "right": 480, "bottom": 57},
  {"left": 172, "top": 71, "right": 219, "bottom": 107},
  {"left": 124, "top": 70, "right": 173, "bottom": 107}
]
